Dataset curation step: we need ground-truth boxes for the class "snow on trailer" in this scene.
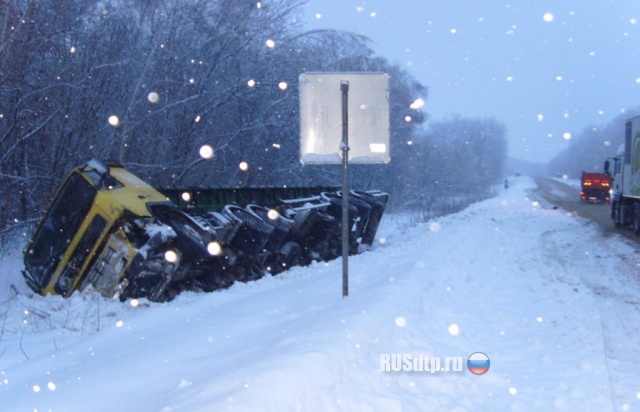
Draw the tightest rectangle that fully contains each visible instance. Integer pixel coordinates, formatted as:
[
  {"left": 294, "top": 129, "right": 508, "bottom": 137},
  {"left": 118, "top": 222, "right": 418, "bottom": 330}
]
[{"left": 21, "top": 159, "right": 388, "bottom": 302}]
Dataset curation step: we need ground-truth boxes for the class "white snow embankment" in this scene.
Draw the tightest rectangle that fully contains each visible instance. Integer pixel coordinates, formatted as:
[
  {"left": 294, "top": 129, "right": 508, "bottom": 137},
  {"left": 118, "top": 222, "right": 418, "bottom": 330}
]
[{"left": 0, "top": 176, "right": 639, "bottom": 411}]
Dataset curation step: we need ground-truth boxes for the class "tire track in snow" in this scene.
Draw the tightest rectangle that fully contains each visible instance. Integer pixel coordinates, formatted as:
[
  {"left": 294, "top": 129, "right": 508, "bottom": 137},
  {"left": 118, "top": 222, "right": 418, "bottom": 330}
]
[{"left": 537, "top": 224, "right": 640, "bottom": 411}]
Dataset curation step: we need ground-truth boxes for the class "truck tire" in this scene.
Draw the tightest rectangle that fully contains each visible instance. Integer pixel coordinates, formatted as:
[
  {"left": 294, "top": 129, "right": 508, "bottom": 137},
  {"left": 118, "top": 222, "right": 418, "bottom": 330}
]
[{"left": 612, "top": 202, "right": 622, "bottom": 228}]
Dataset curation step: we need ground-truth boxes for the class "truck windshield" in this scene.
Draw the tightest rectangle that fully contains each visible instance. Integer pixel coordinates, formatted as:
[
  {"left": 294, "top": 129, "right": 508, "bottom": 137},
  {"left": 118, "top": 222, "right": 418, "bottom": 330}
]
[{"left": 24, "top": 172, "right": 97, "bottom": 289}]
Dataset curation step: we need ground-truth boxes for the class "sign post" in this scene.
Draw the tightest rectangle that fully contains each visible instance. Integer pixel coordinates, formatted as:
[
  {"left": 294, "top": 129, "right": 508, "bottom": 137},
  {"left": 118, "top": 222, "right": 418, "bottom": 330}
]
[
  {"left": 340, "top": 80, "right": 350, "bottom": 297},
  {"left": 299, "top": 72, "right": 390, "bottom": 298}
]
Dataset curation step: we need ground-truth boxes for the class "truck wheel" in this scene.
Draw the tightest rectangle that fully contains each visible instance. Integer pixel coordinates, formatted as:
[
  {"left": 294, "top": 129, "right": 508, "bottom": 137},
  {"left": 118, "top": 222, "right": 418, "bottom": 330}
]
[
  {"left": 278, "top": 241, "right": 302, "bottom": 270},
  {"left": 612, "top": 202, "right": 622, "bottom": 228}
]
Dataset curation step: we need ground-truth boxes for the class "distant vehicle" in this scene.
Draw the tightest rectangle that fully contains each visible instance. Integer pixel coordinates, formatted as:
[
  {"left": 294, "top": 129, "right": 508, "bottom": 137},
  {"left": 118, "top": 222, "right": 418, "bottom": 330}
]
[
  {"left": 580, "top": 171, "right": 611, "bottom": 203},
  {"left": 604, "top": 115, "right": 640, "bottom": 233}
]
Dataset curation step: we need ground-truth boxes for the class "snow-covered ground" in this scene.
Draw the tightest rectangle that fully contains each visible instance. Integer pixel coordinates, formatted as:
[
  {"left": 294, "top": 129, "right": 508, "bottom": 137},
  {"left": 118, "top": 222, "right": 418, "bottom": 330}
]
[{"left": 1, "top": 176, "right": 639, "bottom": 411}]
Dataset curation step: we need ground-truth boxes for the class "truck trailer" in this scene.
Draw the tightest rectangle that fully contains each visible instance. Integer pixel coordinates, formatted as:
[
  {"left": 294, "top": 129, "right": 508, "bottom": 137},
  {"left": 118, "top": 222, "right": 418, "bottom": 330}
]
[{"left": 604, "top": 115, "right": 640, "bottom": 233}]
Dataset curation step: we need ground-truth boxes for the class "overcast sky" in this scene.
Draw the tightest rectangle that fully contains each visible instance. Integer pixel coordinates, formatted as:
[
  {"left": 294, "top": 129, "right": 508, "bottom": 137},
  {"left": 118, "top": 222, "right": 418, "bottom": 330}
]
[{"left": 302, "top": 0, "right": 640, "bottom": 163}]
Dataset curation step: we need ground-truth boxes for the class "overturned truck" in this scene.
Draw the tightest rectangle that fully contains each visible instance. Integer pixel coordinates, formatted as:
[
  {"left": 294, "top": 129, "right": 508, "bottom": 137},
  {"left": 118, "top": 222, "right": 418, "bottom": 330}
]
[{"left": 22, "top": 160, "right": 387, "bottom": 302}]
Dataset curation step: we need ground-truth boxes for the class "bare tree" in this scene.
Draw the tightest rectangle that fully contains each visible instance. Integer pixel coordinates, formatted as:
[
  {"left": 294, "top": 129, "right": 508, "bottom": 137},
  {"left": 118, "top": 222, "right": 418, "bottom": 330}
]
[{"left": 0, "top": 0, "right": 509, "bottom": 248}]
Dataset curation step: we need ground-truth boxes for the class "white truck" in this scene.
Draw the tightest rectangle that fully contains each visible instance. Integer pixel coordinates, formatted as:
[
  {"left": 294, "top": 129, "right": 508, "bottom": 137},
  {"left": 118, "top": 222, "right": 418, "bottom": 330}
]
[{"left": 605, "top": 115, "right": 640, "bottom": 233}]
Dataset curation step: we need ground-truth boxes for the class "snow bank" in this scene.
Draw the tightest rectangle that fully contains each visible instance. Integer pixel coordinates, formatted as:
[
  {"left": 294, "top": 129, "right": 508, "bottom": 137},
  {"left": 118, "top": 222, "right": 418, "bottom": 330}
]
[{"left": 1, "top": 176, "right": 639, "bottom": 411}]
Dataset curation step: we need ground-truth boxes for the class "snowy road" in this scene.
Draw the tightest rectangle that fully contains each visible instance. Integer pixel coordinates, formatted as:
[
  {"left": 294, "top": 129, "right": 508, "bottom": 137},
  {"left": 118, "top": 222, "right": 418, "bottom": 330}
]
[
  {"left": 534, "top": 178, "right": 610, "bottom": 229},
  {"left": 0, "top": 176, "right": 639, "bottom": 411},
  {"left": 534, "top": 177, "right": 640, "bottom": 247}
]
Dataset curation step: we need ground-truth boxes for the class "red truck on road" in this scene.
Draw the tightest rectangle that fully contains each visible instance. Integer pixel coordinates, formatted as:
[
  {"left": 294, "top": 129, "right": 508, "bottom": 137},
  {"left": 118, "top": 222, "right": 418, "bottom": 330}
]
[{"left": 580, "top": 171, "right": 611, "bottom": 203}]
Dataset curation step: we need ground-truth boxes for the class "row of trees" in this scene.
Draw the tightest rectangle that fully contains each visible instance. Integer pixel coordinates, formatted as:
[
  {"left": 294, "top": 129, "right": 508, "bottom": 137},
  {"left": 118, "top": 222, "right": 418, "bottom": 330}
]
[
  {"left": 400, "top": 116, "right": 507, "bottom": 212},
  {"left": 1, "top": 0, "right": 508, "bottom": 241},
  {"left": 546, "top": 109, "right": 640, "bottom": 179}
]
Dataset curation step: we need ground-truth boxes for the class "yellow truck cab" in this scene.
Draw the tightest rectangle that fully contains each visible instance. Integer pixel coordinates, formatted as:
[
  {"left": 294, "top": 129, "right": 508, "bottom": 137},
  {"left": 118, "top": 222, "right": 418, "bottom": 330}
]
[{"left": 23, "top": 159, "right": 179, "bottom": 300}]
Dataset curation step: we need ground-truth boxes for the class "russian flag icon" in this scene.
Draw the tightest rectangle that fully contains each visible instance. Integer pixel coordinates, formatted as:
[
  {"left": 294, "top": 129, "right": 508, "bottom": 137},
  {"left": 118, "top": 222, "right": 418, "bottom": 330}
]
[{"left": 467, "top": 352, "right": 490, "bottom": 375}]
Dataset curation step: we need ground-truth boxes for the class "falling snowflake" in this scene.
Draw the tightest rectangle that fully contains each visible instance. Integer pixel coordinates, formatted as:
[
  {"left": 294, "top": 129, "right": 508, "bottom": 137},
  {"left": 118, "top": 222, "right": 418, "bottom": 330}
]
[
  {"left": 543, "top": 13, "right": 554, "bottom": 23},
  {"left": 410, "top": 98, "right": 424, "bottom": 109},
  {"left": 199, "top": 145, "right": 214, "bottom": 159},
  {"left": 278, "top": 82, "right": 288, "bottom": 90},
  {"left": 265, "top": 39, "right": 275, "bottom": 48},
  {"left": 448, "top": 324, "right": 460, "bottom": 335},
  {"left": 239, "top": 162, "right": 249, "bottom": 171},
  {"left": 395, "top": 317, "right": 406, "bottom": 327},
  {"left": 108, "top": 115, "right": 119, "bottom": 127},
  {"left": 147, "top": 92, "right": 159, "bottom": 104},
  {"left": 207, "top": 242, "right": 222, "bottom": 256},
  {"left": 164, "top": 250, "right": 178, "bottom": 263}
]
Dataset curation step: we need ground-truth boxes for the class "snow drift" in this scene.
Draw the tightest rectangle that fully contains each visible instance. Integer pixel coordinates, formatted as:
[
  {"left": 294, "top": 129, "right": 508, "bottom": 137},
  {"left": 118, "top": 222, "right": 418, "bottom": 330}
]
[{"left": 0, "top": 176, "right": 639, "bottom": 411}]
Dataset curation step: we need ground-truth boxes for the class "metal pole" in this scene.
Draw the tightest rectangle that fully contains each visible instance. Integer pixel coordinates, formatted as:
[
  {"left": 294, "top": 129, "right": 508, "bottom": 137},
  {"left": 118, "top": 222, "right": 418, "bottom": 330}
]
[{"left": 340, "top": 80, "right": 349, "bottom": 298}]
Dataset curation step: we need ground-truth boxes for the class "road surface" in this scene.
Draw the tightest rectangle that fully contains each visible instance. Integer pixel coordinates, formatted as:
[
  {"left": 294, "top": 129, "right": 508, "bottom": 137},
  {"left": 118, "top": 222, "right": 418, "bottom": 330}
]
[{"left": 534, "top": 177, "right": 640, "bottom": 244}]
